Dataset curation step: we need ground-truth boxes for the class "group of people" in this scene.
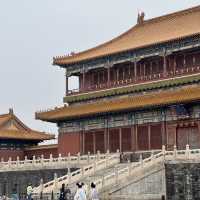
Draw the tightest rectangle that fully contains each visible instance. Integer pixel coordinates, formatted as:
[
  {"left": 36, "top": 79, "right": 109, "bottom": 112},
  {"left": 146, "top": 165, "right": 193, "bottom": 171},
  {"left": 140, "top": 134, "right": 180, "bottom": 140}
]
[{"left": 60, "top": 182, "right": 99, "bottom": 200}]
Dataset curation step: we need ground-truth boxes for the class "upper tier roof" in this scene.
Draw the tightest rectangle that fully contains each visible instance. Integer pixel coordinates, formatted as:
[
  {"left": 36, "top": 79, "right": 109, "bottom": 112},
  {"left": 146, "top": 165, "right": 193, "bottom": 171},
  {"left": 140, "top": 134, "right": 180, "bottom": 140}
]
[
  {"left": 53, "top": 5, "right": 200, "bottom": 66},
  {"left": 0, "top": 109, "right": 54, "bottom": 141},
  {"left": 35, "top": 85, "right": 200, "bottom": 122}
]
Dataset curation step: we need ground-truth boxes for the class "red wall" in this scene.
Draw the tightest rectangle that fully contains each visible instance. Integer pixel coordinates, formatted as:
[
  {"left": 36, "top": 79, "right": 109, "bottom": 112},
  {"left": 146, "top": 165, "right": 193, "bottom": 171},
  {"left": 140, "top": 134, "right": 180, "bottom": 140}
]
[
  {"left": 0, "top": 149, "right": 24, "bottom": 161},
  {"left": 24, "top": 147, "right": 58, "bottom": 159},
  {"left": 58, "top": 132, "right": 80, "bottom": 156}
]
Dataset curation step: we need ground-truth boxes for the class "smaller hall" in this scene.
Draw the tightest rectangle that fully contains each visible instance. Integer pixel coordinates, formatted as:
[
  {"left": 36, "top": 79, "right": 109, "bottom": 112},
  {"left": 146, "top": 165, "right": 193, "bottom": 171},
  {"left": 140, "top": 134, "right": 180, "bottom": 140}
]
[{"left": 0, "top": 109, "right": 56, "bottom": 161}]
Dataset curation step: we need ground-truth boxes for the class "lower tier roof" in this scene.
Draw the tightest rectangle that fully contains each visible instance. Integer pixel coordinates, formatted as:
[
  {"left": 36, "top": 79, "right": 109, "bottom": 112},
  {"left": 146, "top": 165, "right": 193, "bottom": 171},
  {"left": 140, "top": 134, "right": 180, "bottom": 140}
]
[
  {"left": 36, "top": 85, "right": 200, "bottom": 122},
  {"left": 0, "top": 129, "right": 54, "bottom": 141}
]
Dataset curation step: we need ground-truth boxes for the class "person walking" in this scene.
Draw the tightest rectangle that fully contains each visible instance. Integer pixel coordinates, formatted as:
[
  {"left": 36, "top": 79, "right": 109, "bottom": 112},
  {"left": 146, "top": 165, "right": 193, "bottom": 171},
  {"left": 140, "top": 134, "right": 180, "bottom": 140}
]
[
  {"left": 26, "top": 183, "right": 33, "bottom": 200},
  {"left": 65, "top": 184, "right": 71, "bottom": 200},
  {"left": 89, "top": 183, "right": 99, "bottom": 200},
  {"left": 59, "top": 183, "right": 66, "bottom": 200},
  {"left": 74, "top": 183, "right": 87, "bottom": 200}
]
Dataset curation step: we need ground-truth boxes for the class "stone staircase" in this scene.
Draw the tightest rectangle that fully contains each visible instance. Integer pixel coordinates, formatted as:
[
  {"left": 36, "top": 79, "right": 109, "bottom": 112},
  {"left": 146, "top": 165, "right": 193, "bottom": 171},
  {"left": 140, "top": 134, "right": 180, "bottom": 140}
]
[
  {"left": 33, "top": 151, "right": 120, "bottom": 194},
  {"left": 33, "top": 145, "right": 200, "bottom": 200}
]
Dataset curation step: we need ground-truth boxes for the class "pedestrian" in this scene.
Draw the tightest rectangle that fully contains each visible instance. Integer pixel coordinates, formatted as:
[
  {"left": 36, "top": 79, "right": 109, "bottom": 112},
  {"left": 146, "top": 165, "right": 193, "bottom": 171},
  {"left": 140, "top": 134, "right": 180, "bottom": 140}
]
[
  {"left": 74, "top": 182, "right": 87, "bottom": 200},
  {"left": 89, "top": 183, "right": 99, "bottom": 200},
  {"left": 11, "top": 186, "right": 19, "bottom": 200},
  {"left": 59, "top": 183, "right": 66, "bottom": 200},
  {"left": 26, "top": 183, "right": 33, "bottom": 200},
  {"left": 65, "top": 184, "right": 71, "bottom": 200}
]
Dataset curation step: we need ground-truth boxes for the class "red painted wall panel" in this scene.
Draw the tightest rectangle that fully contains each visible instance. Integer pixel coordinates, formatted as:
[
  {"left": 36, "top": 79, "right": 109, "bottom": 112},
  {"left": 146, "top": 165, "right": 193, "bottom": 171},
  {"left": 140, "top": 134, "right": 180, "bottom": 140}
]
[
  {"left": 58, "top": 132, "right": 80, "bottom": 156},
  {"left": 24, "top": 147, "right": 58, "bottom": 159},
  {"left": 0, "top": 149, "right": 24, "bottom": 161},
  {"left": 95, "top": 131, "right": 105, "bottom": 153}
]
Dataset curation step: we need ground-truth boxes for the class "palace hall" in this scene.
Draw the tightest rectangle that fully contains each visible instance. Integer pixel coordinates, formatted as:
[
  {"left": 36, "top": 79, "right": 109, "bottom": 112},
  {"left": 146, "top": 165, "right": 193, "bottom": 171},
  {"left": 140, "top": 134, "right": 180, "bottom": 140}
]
[
  {"left": 0, "top": 109, "right": 55, "bottom": 161},
  {"left": 36, "top": 6, "right": 200, "bottom": 155}
]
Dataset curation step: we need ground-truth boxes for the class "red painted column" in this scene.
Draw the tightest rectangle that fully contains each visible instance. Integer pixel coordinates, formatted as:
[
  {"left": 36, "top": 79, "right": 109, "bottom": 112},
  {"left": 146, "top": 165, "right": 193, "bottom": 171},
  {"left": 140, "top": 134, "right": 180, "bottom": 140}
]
[
  {"left": 119, "top": 128, "right": 122, "bottom": 152},
  {"left": 135, "top": 125, "right": 138, "bottom": 151},
  {"left": 148, "top": 125, "right": 151, "bottom": 150},
  {"left": 107, "top": 67, "right": 110, "bottom": 86},
  {"left": 134, "top": 61, "right": 137, "bottom": 80},
  {"left": 66, "top": 76, "right": 69, "bottom": 95},
  {"left": 93, "top": 132, "right": 96, "bottom": 154},
  {"left": 163, "top": 55, "right": 167, "bottom": 77},
  {"left": 82, "top": 71, "right": 86, "bottom": 91}
]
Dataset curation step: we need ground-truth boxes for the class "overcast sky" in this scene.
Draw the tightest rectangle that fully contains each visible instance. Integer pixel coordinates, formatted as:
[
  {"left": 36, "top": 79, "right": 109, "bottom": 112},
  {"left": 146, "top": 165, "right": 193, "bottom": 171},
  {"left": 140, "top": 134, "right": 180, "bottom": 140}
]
[{"left": 0, "top": 0, "right": 199, "bottom": 136}]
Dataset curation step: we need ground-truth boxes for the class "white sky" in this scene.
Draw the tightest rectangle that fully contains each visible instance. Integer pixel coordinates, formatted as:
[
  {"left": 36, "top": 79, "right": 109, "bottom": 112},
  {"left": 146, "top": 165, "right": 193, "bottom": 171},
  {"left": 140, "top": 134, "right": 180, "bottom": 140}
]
[{"left": 0, "top": 0, "right": 199, "bottom": 136}]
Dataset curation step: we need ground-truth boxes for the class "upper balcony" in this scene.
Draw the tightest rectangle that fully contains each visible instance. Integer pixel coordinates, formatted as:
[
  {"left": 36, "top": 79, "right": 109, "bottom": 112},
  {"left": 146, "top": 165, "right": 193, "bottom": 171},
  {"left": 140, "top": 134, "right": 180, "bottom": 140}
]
[{"left": 64, "top": 51, "right": 200, "bottom": 103}]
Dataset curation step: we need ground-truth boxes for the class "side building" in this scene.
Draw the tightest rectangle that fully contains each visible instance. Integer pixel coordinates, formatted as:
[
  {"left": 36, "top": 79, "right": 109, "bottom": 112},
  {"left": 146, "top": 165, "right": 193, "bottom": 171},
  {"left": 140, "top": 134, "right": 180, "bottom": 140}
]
[
  {"left": 0, "top": 109, "right": 56, "bottom": 161},
  {"left": 36, "top": 6, "right": 200, "bottom": 155}
]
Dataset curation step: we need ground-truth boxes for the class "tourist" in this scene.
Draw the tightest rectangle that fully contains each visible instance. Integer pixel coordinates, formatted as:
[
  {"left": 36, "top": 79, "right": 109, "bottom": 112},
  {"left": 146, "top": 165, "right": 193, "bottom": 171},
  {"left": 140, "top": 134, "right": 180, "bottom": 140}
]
[
  {"left": 26, "top": 183, "right": 33, "bottom": 200},
  {"left": 65, "top": 184, "right": 71, "bottom": 200},
  {"left": 59, "top": 183, "right": 66, "bottom": 200},
  {"left": 89, "top": 182, "right": 99, "bottom": 200},
  {"left": 74, "top": 182, "right": 87, "bottom": 200},
  {"left": 11, "top": 186, "right": 19, "bottom": 200}
]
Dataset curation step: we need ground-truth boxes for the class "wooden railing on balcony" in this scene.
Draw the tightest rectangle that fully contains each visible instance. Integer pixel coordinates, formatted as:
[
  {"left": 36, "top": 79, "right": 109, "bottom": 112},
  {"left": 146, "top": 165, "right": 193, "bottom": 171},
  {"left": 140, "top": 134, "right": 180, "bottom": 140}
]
[{"left": 67, "top": 65, "right": 200, "bottom": 96}]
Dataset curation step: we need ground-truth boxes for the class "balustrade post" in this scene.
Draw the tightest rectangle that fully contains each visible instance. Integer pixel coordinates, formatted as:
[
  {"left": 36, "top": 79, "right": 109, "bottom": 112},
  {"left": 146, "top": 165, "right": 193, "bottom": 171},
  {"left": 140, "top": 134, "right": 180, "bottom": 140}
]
[
  {"left": 50, "top": 154, "right": 53, "bottom": 164},
  {"left": 77, "top": 152, "right": 80, "bottom": 164},
  {"left": 173, "top": 145, "right": 177, "bottom": 159},
  {"left": 24, "top": 156, "right": 28, "bottom": 166},
  {"left": 68, "top": 168, "right": 72, "bottom": 184},
  {"left": 106, "top": 150, "right": 110, "bottom": 167},
  {"left": 162, "top": 145, "right": 166, "bottom": 161},
  {"left": 53, "top": 173, "right": 58, "bottom": 195},
  {"left": 128, "top": 160, "right": 132, "bottom": 176},
  {"left": 139, "top": 154, "right": 143, "bottom": 167},
  {"left": 186, "top": 144, "right": 190, "bottom": 159},
  {"left": 8, "top": 157, "right": 12, "bottom": 168},
  {"left": 58, "top": 153, "right": 62, "bottom": 164},
  {"left": 93, "top": 161, "right": 96, "bottom": 174},
  {"left": 41, "top": 155, "right": 44, "bottom": 165},
  {"left": 87, "top": 152, "right": 91, "bottom": 163},
  {"left": 16, "top": 156, "right": 20, "bottom": 167},
  {"left": 115, "top": 167, "right": 119, "bottom": 184},
  {"left": 97, "top": 150, "right": 100, "bottom": 161},
  {"left": 39, "top": 178, "right": 44, "bottom": 195},
  {"left": 81, "top": 166, "right": 85, "bottom": 177},
  {"left": 1, "top": 157, "right": 4, "bottom": 163},
  {"left": 33, "top": 155, "right": 36, "bottom": 165},
  {"left": 67, "top": 152, "right": 71, "bottom": 165},
  {"left": 151, "top": 151, "right": 155, "bottom": 164}
]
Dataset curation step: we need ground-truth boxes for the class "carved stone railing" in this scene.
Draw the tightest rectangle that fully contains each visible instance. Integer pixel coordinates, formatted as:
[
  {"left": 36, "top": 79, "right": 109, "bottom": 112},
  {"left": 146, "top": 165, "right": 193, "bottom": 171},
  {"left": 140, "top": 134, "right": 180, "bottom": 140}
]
[
  {"left": 94, "top": 145, "right": 199, "bottom": 193},
  {"left": 33, "top": 145, "right": 200, "bottom": 199},
  {"left": 67, "top": 65, "right": 200, "bottom": 96},
  {"left": 33, "top": 151, "right": 120, "bottom": 194},
  {"left": 0, "top": 151, "right": 109, "bottom": 172}
]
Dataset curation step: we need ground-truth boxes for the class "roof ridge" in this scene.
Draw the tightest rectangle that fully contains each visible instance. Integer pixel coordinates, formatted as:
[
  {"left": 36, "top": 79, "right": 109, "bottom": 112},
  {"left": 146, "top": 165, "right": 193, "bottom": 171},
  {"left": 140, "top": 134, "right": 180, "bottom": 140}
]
[
  {"left": 53, "top": 5, "right": 200, "bottom": 65},
  {"left": 143, "top": 5, "right": 200, "bottom": 26}
]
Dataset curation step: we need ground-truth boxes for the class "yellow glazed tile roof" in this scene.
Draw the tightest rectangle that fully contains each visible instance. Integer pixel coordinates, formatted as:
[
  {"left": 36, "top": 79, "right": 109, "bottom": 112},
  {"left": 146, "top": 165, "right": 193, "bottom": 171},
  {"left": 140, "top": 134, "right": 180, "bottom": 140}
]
[
  {"left": 0, "top": 111, "right": 54, "bottom": 140},
  {"left": 54, "top": 6, "right": 200, "bottom": 65},
  {"left": 36, "top": 85, "right": 200, "bottom": 122}
]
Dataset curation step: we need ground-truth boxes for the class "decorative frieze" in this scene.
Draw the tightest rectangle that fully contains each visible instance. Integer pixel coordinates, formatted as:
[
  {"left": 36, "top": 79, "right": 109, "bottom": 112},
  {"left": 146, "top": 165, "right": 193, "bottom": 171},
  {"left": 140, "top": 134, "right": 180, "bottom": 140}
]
[{"left": 64, "top": 36, "right": 200, "bottom": 75}]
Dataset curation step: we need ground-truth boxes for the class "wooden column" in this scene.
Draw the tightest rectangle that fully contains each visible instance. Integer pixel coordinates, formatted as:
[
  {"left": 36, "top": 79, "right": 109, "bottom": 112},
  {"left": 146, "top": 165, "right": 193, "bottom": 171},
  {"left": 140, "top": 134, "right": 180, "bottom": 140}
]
[
  {"left": 119, "top": 128, "right": 122, "bottom": 152},
  {"left": 66, "top": 76, "right": 69, "bottom": 95},
  {"left": 163, "top": 55, "right": 167, "bottom": 77},
  {"left": 116, "top": 68, "right": 119, "bottom": 82},
  {"left": 82, "top": 131, "right": 85, "bottom": 154},
  {"left": 134, "top": 61, "right": 137, "bottom": 80},
  {"left": 148, "top": 125, "right": 151, "bottom": 150},
  {"left": 131, "top": 126, "right": 135, "bottom": 151},
  {"left": 93, "top": 132, "right": 96, "bottom": 154},
  {"left": 174, "top": 55, "right": 177, "bottom": 73},
  {"left": 135, "top": 125, "right": 138, "bottom": 151},
  {"left": 82, "top": 71, "right": 86, "bottom": 90},
  {"left": 107, "top": 67, "right": 110, "bottom": 86}
]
